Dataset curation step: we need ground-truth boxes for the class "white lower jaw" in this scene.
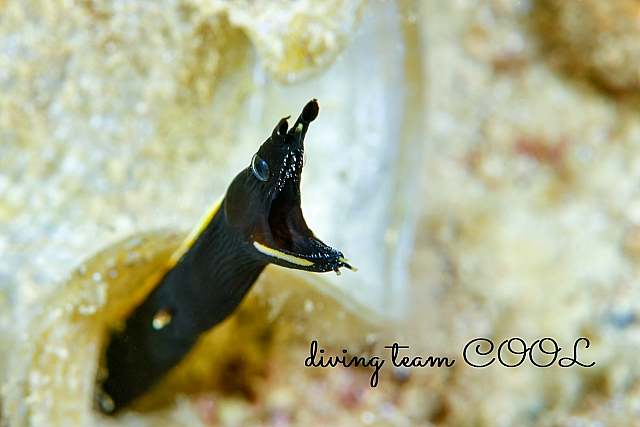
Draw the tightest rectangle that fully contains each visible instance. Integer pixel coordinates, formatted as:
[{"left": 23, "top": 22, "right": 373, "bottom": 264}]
[{"left": 253, "top": 241, "right": 314, "bottom": 267}]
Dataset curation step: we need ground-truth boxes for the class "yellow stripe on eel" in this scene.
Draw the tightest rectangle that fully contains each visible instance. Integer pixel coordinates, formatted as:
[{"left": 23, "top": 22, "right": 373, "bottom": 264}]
[
  {"left": 253, "top": 242, "right": 314, "bottom": 266},
  {"left": 116, "top": 195, "right": 225, "bottom": 322},
  {"left": 168, "top": 195, "right": 224, "bottom": 265}
]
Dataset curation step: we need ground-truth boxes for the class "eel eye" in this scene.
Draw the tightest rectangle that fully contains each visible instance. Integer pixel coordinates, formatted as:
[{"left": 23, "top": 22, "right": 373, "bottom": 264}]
[{"left": 251, "top": 154, "right": 270, "bottom": 181}]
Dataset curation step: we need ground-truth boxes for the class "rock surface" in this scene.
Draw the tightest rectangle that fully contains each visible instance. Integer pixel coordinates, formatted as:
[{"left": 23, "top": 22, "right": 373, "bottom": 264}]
[
  {"left": 534, "top": 0, "right": 640, "bottom": 98},
  {"left": 5, "top": 0, "right": 640, "bottom": 426}
]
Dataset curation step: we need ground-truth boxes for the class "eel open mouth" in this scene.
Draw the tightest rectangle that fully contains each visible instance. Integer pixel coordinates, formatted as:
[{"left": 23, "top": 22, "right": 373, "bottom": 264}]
[
  {"left": 251, "top": 100, "right": 355, "bottom": 274},
  {"left": 256, "top": 150, "right": 355, "bottom": 274}
]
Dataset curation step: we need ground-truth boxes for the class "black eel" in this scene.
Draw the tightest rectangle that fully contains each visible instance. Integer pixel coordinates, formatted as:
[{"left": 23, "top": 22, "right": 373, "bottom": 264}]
[{"left": 97, "top": 99, "right": 355, "bottom": 413}]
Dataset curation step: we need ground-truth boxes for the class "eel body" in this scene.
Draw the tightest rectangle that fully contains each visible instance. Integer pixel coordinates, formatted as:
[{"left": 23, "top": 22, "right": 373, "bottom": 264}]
[{"left": 98, "top": 100, "right": 355, "bottom": 412}]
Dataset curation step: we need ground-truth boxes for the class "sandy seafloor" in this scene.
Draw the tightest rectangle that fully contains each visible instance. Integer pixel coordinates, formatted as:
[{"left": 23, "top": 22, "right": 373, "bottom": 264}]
[{"left": 3, "top": 0, "right": 640, "bottom": 425}]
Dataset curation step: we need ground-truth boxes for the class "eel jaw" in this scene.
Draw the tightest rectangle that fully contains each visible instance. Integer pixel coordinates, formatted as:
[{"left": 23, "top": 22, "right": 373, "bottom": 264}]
[{"left": 252, "top": 151, "right": 355, "bottom": 274}]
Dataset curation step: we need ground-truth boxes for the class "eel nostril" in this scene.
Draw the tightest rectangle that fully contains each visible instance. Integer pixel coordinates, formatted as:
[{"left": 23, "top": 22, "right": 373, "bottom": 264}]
[{"left": 301, "top": 99, "right": 319, "bottom": 123}]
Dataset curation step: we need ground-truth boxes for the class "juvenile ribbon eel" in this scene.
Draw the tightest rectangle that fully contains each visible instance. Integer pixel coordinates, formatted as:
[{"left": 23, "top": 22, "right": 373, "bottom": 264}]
[{"left": 98, "top": 99, "right": 355, "bottom": 413}]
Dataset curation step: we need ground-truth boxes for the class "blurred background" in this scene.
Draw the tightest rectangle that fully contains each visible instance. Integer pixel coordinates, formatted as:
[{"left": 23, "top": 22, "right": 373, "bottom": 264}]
[{"left": 3, "top": 0, "right": 640, "bottom": 425}]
